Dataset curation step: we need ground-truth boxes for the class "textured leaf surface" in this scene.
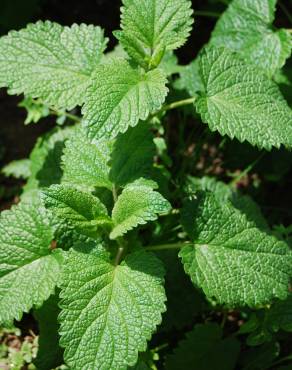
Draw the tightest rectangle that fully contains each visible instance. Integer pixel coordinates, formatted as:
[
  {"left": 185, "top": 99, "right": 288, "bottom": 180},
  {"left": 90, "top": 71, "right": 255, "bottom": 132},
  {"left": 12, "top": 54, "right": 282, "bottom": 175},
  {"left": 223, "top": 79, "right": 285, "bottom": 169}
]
[
  {"left": 104, "top": 45, "right": 180, "bottom": 76},
  {"left": 175, "top": 58, "right": 203, "bottom": 96},
  {"left": 241, "top": 294, "right": 292, "bottom": 346},
  {"left": 265, "top": 294, "right": 292, "bottom": 332},
  {"left": 110, "top": 181, "right": 171, "bottom": 239},
  {"left": 110, "top": 123, "right": 155, "bottom": 186},
  {"left": 42, "top": 184, "right": 110, "bottom": 238},
  {"left": 0, "top": 21, "right": 107, "bottom": 109},
  {"left": 116, "top": 0, "right": 193, "bottom": 68},
  {"left": 160, "top": 51, "right": 181, "bottom": 76},
  {"left": 165, "top": 323, "right": 240, "bottom": 370},
  {"left": 195, "top": 47, "right": 292, "bottom": 149},
  {"left": 82, "top": 59, "right": 168, "bottom": 140},
  {"left": 62, "top": 128, "right": 112, "bottom": 191},
  {"left": 23, "top": 126, "right": 73, "bottom": 196},
  {"left": 179, "top": 192, "right": 292, "bottom": 307},
  {"left": 59, "top": 248, "right": 166, "bottom": 370},
  {"left": 186, "top": 176, "right": 269, "bottom": 230},
  {"left": 2, "top": 159, "right": 31, "bottom": 179},
  {"left": 34, "top": 294, "right": 63, "bottom": 370},
  {"left": 210, "top": 0, "right": 292, "bottom": 76},
  {"left": 0, "top": 202, "right": 61, "bottom": 324}
]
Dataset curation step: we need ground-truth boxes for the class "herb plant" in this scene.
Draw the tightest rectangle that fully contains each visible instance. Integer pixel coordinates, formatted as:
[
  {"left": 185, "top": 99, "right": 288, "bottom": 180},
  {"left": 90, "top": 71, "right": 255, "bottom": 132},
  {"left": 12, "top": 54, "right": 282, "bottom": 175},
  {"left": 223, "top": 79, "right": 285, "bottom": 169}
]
[{"left": 0, "top": 0, "right": 292, "bottom": 369}]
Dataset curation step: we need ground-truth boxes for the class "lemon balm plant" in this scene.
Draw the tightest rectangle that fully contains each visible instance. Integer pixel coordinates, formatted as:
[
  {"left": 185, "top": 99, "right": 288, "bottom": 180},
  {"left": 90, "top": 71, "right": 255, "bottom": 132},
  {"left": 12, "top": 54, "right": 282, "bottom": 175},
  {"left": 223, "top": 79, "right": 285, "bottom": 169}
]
[{"left": 1, "top": 0, "right": 292, "bottom": 369}]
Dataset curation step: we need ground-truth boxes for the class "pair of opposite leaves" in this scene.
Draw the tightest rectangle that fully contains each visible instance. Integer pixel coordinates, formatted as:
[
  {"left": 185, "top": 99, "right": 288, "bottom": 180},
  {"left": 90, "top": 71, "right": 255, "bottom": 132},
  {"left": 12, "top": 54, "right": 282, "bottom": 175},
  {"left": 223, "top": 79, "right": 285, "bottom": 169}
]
[{"left": 0, "top": 0, "right": 291, "bottom": 149}]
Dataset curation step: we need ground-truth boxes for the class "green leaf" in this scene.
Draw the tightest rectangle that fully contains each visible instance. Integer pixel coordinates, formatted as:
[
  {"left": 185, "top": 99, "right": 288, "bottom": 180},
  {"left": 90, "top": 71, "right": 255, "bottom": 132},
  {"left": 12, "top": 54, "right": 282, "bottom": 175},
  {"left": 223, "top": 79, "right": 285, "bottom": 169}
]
[
  {"left": 82, "top": 58, "right": 168, "bottom": 140},
  {"left": 62, "top": 127, "right": 112, "bottom": 191},
  {"left": 110, "top": 180, "right": 171, "bottom": 239},
  {"left": 157, "top": 250, "right": 208, "bottom": 332},
  {"left": 0, "top": 202, "right": 61, "bottom": 324},
  {"left": 265, "top": 293, "right": 292, "bottom": 332},
  {"left": 59, "top": 248, "right": 166, "bottom": 369},
  {"left": 18, "top": 96, "right": 50, "bottom": 125},
  {"left": 240, "top": 310, "right": 281, "bottom": 347},
  {"left": 115, "top": 0, "right": 193, "bottom": 69},
  {"left": 175, "top": 59, "right": 203, "bottom": 96},
  {"left": 241, "top": 342, "right": 280, "bottom": 370},
  {"left": 246, "top": 293, "right": 292, "bottom": 345},
  {"left": 0, "top": 21, "right": 108, "bottom": 109},
  {"left": 130, "top": 359, "right": 151, "bottom": 370},
  {"left": 186, "top": 176, "right": 269, "bottom": 230},
  {"left": 159, "top": 51, "right": 181, "bottom": 76},
  {"left": 2, "top": 159, "right": 31, "bottom": 179},
  {"left": 165, "top": 323, "right": 240, "bottom": 370},
  {"left": 104, "top": 45, "right": 179, "bottom": 76},
  {"left": 110, "top": 123, "right": 155, "bottom": 187},
  {"left": 186, "top": 176, "right": 233, "bottom": 202},
  {"left": 231, "top": 194, "right": 269, "bottom": 231},
  {"left": 102, "top": 43, "right": 129, "bottom": 63},
  {"left": 179, "top": 192, "right": 292, "bottom": 307},
  {"left": 42, "top": 184, "right": 110, "bottom": 238},
  {"left": 210, "top": 0, "right": 292, "bottom": 77},
  {"left": 23, "top": 126, "right": 74, "bottom": 197},
  {"left": 34, "top": 294, "right": 63, "bottom": 370},
  {"left": 195, "top": 47, "right": 292, "bottom": 150}
]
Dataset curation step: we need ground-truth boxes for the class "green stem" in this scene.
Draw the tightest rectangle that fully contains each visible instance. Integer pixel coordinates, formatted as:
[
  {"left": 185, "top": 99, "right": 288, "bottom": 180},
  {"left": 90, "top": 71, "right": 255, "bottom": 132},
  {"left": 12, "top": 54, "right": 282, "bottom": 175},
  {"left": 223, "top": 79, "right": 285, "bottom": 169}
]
[
  {"left": 270, "top": 354, "right": 292, "bottom": 367},
  {"left": 220, "top": 311, "right": 228, "bottom": 328},
  {"left": 114, "top": 236, "right": 128, "bottom": 266},
  {"left": 229, "top": 152, "right": 265, "bottom": 188},
  {"left": 161, "top": 97, "right": 197, "bottom": 113},
  {"left": 195, "top": 10, "right": 221, "bottom": 18},
  {"left": 50, "top": 107, "right": 81, "bottom": 123},
  {"left": 112, "top": 185, "right": 126, "bottom": 266},
  {"left": 145, "top": 242, "right": 192, "bottom": 251},
  {"left": 112, "top": 185, "right": 118, "bottom": 203},
  {"left": 32, "top": 98, "right": 81, "bottom": 123},
  {"left": 279, "top": 1, "right": 292, "bottom": 24},
  {"left": 153, "top": 343, "right": 169, "bottom": 352},
  {"left": 114, "top": 246, "right": 125, "bottom": 266}
]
